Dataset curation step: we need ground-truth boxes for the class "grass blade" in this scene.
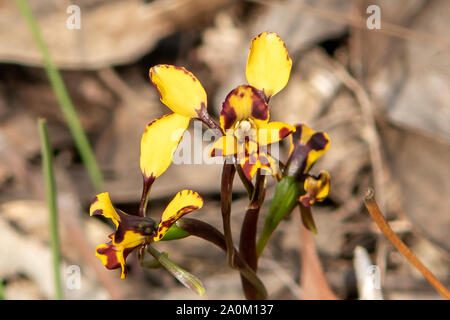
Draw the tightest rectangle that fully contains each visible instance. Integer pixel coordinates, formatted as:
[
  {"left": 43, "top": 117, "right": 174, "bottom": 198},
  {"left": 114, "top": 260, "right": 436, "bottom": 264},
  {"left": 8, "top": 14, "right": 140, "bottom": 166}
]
[
  {"left": 38, "top": 118, "right": 63, "bottom": 300},
  {"left": 0, "top": 280, "right": 4, "bottom": 300},
  {"left": 16, "top": 0, "right": 104, "bottom": 192}
]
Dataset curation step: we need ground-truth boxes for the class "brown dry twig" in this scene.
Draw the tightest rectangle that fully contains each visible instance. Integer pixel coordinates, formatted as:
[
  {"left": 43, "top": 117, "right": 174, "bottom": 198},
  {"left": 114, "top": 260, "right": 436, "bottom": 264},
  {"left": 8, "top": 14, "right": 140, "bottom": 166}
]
[{"left": 364, "top": 188, "right": 450, "bottom": 300}]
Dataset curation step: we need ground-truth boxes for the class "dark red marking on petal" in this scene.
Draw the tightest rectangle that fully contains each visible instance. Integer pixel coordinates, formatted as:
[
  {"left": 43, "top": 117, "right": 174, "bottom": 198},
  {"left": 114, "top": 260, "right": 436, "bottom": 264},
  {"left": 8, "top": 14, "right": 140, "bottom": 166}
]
[
  {"left": 278, "top": 126, "right": 292, "bottom": 139},
  {"left": 173, "top": 66, "right": 189, "bottom": 75},
  {"left": 92, "top": 209, "right": 103, "bottom": 216},
  {"left": 149, "top": 69, "right": 162, "bottom": 98},
  {"left": 250, "top": 87, "right": 269, "bottom": 121},
  {"left": 220, "top": 96, "right": 237, "bottom": 130},
  {"left": 292, "top": 124, "right": 303, "bottom": 144},
  {"left": 241, "top": 159, "right": 255, "bottom": 181},
  {"left": 308, "top": 133, "right": 329, "bottom": 151},
  {"left": 96, "top": 243, "right": 120, "bottom": 270},
  {"left": 176, "top": 205, "right": 199, "bottom": 216},
  {"left": 173, "top": 66, "right": 197, "bottom": 81}
]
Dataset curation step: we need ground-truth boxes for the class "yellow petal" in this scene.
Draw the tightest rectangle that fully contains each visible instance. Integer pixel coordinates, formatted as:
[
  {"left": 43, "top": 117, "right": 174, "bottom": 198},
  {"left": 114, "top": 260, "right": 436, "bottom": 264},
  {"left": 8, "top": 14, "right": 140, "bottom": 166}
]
[
  {"left": 90, "top": 192, "right": 120, "bottom": 228},
  {"left": 259, "top": 152, "right": 281, "bottom": 180},
  {"left": 287, "top": 124, "right": 330, "bottom": 176},
  {"left": 208, "top": 134, "right": 237, "bottom": 157},
  {"left": 314, "top": 171, "right": 330, "bottom": 200},
  {"left": 150, "top": 65, "right": 207, "bottom": 118},
  {"left": 239, "top": 154, "right": 262, "bottom": 181},
  {"left": 154, "top": 190, "right": 203, "bottom": 241},
  {"left": 140, "top": 113, "right": 190, "bottom": 179},
  {"left": 257, "top": 121, "right": 295, "bottom": 146},
  {"left": 95, "top": 242, "right": 132, "bottom": 279},
  {"left": 111, "top": 229, "right": 147, "bottom": 248},
  {"left": 246, "top": 32, "right": 292, "bottom": 98},
  {"left": 304, "top": 132, "right": 330, "bottom": 172},
  {"left": 299, "top": 171, "right": 330, "bottom": 207}
]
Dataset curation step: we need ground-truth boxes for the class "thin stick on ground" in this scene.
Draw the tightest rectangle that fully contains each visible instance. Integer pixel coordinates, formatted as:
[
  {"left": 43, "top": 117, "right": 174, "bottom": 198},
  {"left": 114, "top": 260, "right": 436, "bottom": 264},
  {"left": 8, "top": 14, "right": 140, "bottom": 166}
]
[{"left": 364, "top": 188, "right": 450, "bottom": 300}]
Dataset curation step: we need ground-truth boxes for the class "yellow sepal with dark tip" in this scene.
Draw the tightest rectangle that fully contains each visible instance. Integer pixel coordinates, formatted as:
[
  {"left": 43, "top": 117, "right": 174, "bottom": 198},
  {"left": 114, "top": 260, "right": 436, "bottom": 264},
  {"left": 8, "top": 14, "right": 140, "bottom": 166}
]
[
  {"left": 95, "top": 240, "right": 144, "bottom": 280},
  {"left": 150, "top": 65, "right": 207, "bottom": 118},
  {"left": 286, "top": 124, "right": 331, "bottom": 178},
  {"left": 90, "top": 192, "right": 120, "bottom": 228},
  {"left": 257, "top": 121, "right": 295, "bottom": 146},
  {"left": 154, "top": 190, "right": 204, "bottom": 241},
  {"left": 304, "top": 132, "right": 331, "bottom": 172}
]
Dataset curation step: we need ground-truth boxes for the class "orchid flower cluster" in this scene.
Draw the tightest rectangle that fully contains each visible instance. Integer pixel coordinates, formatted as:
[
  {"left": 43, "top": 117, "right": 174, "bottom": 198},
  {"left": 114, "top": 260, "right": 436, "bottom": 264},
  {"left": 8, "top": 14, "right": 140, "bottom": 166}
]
[{"left": 90, "top": 32, "right": 330, "bottom": 299}]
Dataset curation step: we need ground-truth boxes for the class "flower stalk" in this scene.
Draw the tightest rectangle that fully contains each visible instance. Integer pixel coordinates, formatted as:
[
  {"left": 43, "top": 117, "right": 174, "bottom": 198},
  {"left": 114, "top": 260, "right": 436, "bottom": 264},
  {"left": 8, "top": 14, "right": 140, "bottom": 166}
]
[
  {"left": 177, "top": 218, "right": 267, "bottom": 299},
  {"left": 220, "top": 163, "right": 236, "bottom": 267}
]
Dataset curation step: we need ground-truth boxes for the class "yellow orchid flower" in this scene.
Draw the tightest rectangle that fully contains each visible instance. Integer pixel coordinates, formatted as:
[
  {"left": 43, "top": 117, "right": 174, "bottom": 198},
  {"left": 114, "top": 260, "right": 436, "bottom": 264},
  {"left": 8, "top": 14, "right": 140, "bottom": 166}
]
[
  {"left": 208, "top": 32, "right": 295, "bottom": 180},
  {"left": 299, "top": 171, "right": 330, "bottom": 207},
  {"left": 90, "top": 191, "right": 203, "bottom": 279}
]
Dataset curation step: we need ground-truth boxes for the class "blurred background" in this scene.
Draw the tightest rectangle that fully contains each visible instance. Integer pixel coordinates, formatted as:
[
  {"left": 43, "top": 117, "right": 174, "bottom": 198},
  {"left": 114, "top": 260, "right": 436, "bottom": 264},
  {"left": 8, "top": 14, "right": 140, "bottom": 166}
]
[{"left": 0, "top": 0, "right": 449, "bottom": 299}]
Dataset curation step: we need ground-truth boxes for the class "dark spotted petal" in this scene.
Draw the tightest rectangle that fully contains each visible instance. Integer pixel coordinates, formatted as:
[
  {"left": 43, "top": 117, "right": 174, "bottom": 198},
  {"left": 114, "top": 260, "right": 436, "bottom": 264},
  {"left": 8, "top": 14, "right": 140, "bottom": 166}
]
[
  {"left": 299, "top": 171, "right": 330, "bottom": 207},
  {"left": 95, "top": 242, "right": 138, "bottom": 279},
  {"left": 154, "top": 190, "right": 204, "bottom": 241},
  {"left": 285, "top": 124, "right": 330, "bottom": 178},
  {"left": 220, "top": 85, "right": 269, "bottom": 130}
]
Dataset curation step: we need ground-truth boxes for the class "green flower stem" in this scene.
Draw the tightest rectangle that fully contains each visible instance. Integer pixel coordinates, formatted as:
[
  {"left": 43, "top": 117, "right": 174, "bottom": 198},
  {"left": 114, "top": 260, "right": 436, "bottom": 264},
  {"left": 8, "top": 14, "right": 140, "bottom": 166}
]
[
  {"left": 38, "top": 118, "right": 63, "bottom": 300},
  {"left": 256, "top": 176, "right": 300, "bottom": 257},
  {"left": 16, "top": 0, "right": 104, "bottom": 192},
  {"left": 220, "top": 163, "right": 236, "bottom": 267},
  {"left": 177, "top": 218, "right": 267, "bottom": 299}
]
